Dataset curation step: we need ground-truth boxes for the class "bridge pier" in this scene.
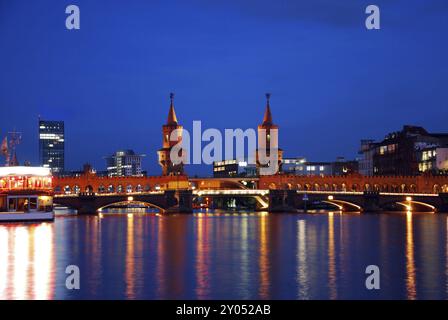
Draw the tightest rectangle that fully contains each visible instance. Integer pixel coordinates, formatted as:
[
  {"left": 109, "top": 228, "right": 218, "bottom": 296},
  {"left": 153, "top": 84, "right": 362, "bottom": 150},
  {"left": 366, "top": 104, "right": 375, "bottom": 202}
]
[
  {"left": 362, "top": 191, "right": 382, "bottom": 212},
  {"left": 438, "top": 193, "right": 448, "bottom": 212},
  {"left": 165, "top": 190, "right": 193, "bottom": 213},
  {"left": 77, "top": 193, "right": 97, "bottom": 215},
  {"left": 268, "top": 190, "right": 297, "bottom": 213}
]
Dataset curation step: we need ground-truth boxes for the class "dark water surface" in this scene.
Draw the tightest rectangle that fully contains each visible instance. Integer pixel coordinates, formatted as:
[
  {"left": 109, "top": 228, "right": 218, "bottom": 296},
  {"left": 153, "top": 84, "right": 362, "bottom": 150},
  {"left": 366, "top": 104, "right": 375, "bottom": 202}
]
[{"left": 1, "top": 211, "right": 448, "bottom": 300}]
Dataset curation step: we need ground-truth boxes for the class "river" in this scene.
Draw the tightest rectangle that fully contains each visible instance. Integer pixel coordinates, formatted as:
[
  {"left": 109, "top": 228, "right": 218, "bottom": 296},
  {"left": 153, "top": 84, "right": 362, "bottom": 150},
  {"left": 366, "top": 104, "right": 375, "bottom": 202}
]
[{"left": 1, "top": 210, "right": 447, "bottom": 299}]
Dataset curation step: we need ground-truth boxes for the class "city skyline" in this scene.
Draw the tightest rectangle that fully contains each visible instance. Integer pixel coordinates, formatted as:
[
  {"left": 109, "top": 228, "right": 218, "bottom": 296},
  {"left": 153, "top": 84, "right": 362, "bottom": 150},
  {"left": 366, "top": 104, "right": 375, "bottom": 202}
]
[
  {"left": 1, "top": 0, "right": 447, "bottom": 175},
  {"left": 2, "top": 0, "right": 448, "bottom": 304}
]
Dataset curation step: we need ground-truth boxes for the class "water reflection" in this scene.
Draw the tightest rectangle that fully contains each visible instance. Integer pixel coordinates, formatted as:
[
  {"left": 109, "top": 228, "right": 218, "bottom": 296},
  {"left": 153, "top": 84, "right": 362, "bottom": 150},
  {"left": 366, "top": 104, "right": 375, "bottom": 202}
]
[
  {"left": 0, "top": 224, "right": 54, "bottom": 300},
  {"left": 296, "top": 219, "right": 309, "bottom": 299},
  {"left": 328, "top": 212, "right": 337, "bottom": 299},
  {"left": 405, "top": 211, "right": 417, "bottom": 299},
  {"left": 1, "top": 212, "right": 448, "bottom": 299},
  {"left": 0, "top": 227, "right": 8, "bottom": 296},
  {"left": 195, "top": 214, "right": 211, "bottom": 299},
  {"left": 258, "top": 214, "right": 269, "bottom": 299},
  {"left": 125, "top": 214, "right": 135, "bottom": 298}
]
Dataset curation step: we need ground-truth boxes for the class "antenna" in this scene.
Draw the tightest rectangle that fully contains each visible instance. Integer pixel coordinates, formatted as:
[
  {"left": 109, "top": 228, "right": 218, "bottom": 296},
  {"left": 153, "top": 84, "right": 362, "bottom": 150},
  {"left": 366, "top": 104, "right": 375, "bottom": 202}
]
[{"left": 7, "top": 130, "right": 22, "bottom": 166}]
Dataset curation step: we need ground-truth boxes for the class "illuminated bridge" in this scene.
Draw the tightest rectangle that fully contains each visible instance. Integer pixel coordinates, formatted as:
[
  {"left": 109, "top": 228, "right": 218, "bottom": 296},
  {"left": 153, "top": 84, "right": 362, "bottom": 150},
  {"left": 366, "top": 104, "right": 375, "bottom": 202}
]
[
  {"left": 51, "top": 172, "right": 448, "bottom": 213},
  {"left": 53, "top": 189, "right": 448, "bottom": 214}
]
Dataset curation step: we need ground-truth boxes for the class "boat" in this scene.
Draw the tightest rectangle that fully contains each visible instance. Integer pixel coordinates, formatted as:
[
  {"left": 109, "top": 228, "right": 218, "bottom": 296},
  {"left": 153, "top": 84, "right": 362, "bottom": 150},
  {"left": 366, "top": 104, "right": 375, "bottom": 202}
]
[{"left": 0, "top": 166, "right": 55, "bottom": 222}]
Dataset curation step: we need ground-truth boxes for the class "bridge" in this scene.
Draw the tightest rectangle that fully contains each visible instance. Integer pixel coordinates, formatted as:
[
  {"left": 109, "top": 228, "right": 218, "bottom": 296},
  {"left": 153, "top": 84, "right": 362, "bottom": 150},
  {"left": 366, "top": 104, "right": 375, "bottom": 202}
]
[
  {"left": 53, "top": 188, "right": 448, "bottom": 214},
  {"left": 280, "top": 190, "right": 448, "bottom": 213},
  {"left": 53, "top": 172, "right": 448, "bottom": 194},
  {"left": 54, "top": 190, "right": 193, "bottom": 214},
  {"left": 51, "top": 172, "right": 448, "bottom": 213}
]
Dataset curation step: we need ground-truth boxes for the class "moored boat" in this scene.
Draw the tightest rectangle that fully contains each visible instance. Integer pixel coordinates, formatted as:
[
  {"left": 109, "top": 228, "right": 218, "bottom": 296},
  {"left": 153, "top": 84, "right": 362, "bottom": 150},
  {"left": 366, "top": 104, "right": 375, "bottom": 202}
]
[{"left": 0, "top": 166, "right": 54, "bottom": 222}]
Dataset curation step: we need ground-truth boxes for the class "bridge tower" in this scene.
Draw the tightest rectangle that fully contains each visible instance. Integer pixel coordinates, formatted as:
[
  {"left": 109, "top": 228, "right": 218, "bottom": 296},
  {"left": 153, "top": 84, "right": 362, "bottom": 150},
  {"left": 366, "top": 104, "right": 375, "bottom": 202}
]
[
  {"left": 256, "top": 93, "right": 283, "bottom": 175},
  {"left": 158, "top": 93, "right": 184, "bottom": 176}
]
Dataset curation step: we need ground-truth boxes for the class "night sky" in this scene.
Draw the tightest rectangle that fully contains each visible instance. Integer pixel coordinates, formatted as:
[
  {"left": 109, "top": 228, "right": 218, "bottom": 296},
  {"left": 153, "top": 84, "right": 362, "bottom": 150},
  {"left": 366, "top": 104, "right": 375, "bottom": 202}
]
[{"left": 1, "top": 0, "right": 447, "bottom": 175}]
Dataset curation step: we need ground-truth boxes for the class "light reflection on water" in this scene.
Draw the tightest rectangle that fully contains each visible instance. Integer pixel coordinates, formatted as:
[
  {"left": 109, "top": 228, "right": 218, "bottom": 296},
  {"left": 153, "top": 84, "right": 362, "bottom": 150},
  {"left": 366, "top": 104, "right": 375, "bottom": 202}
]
[{"left": 1, "top": 211, "right": 448, "bottom": 299}]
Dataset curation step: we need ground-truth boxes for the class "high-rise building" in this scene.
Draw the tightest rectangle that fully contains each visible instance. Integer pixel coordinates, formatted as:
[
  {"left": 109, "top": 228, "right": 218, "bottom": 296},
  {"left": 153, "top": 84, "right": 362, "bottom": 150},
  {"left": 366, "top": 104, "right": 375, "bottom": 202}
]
[
  {"left": 38, "top": 119, "right": 65, "bottom": 174},
  {"left": 158, "top": 93, "right": 184, "bottom": 176},
  {"left": 105, "top": 150, "right": 145, "bottom": 177},
  {"left": 256, "top": 93, "right": 283, "bottom": 175}
]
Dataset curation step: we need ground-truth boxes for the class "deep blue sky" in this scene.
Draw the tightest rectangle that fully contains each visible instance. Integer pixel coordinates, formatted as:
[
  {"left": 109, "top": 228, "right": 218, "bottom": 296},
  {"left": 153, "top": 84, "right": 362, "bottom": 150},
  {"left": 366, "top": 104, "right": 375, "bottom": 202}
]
[{"left": 1, "top": 0, "right": 447, "bottom": 175}]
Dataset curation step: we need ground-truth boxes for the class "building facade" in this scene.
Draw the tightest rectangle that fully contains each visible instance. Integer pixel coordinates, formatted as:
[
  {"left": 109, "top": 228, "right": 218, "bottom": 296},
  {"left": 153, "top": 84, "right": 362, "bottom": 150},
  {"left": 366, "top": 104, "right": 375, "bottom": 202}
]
[
  {"left": 418, "top": 147, "right": 448, "bottom": 174},
  {"left": 38, "top": 120, "right": 65, "bottom": 174},
  {"left": 105, "top": 150, "right": 145, "bottom": 177},
  {"left": 282, "top": 158, "right": 332, "bottom": 176},
  {"left": 158, "top": 93, "right": 184, "bottom": 176},
  {"left": 213, "top": 160, "right": 257, "bottom": 178},
  {"left": 282, "top": 157, "right": 357, "bottom": 176},
  {"left": 359, "top": 125, "right": 448, "bottom": 176},
  {"left": 358, "top": 139, "right": 376, "bottom": 176}
]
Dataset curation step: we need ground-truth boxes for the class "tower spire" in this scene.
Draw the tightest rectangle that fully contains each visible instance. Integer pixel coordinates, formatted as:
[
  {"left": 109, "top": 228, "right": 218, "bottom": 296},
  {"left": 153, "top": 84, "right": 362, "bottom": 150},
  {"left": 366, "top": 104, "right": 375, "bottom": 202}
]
[
  {"left": 167, "top": 92, "right": 178, "bottom": 125},
  {"left": 262, "top": 93, "right": 273, "bottom": 126}
]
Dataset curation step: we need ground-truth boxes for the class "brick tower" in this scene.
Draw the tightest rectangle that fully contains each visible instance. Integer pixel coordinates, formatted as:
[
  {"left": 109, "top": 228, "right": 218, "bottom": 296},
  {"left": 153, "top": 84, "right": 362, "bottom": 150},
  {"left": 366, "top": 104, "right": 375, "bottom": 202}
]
[
  {"left": 158, "top": 93, "right": 184, "bottom": 176},
  {"left": 256, "top": 93, "right": 283, "bottom": 175}
]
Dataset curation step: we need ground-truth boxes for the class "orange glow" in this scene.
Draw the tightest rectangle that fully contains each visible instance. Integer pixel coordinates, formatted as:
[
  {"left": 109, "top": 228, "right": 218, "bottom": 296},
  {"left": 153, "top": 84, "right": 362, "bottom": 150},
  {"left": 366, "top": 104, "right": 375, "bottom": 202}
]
[
  {"left": 405, "top": 211, "right": 417, "bottom": 299},
  {"left": 0, "top": 225, "right": 55, "bottom": 300},
  {"left": 328, "top": 213, "right": 337, "bottom": 299},
  {"left": 258, "top": 214, "right": 269, "bottom": 299},
  {"left": 125, "top": 213, "right": 135, "bottom": 298}
]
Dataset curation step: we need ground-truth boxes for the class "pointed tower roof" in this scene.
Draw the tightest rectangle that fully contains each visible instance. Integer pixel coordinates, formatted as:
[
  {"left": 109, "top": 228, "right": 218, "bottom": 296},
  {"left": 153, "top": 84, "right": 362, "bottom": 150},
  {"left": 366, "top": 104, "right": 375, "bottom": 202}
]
[
  {"left": 166, "top": 92, "right": 178, "bottom": 125},
  {"left": 262, "top": 93, "right": 273, "bottom": 126}
]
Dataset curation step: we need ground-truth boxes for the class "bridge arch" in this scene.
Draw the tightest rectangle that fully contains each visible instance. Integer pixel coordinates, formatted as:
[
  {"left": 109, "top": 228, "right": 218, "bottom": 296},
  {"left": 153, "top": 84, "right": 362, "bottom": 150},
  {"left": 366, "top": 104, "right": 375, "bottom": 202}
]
[
  {"left": 322, "top": 199, "right": 362, "bottom": 212},
  {"left": 117, "top": 185, "right": 124, "bottom": 193},
  {"left": 64, "top": 185, "right": 71, "bottom": 194},
  {"left": 85, "top": 185, "right": 93, "bottom": 193},
  {"left": 126, "top": 184, "right": 133, "bottom": 193},
  {"left": 97, "top": 200, "right": 166, "bottom": 213},
  {"left": 98, "top": 185, "right": 105, "bottom": 193},
  {"left": 396, "top": 200, "right": 436, "bottom": 212},
  {"left": 108, "top": 184, "right": 115, "bottom": 193},
  {"left": 73, "top": 185, "right": 80, "bottom": 194}
]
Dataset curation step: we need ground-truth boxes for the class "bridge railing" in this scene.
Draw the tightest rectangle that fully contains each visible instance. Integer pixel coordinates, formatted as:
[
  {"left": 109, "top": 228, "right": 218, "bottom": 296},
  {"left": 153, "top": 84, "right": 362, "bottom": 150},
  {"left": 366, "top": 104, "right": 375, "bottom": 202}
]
[
  {"left": 54, "top": 190, "right": 165, "bottom": 197},
  {"left": 194, "top": 189, "right": 269, "bottom": 196},
  {"left": 295, "top": 190, "right": 438, "bottom": 197}
]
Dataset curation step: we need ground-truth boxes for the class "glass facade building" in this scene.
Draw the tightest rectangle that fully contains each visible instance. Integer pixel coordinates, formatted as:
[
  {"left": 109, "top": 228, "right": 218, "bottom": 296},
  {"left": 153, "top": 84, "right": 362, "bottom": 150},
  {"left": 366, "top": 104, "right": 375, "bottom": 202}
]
[
  {"left": 38, "top": 120, "right": 65, "bottom": 174},
  {"left": 105, "top": 150, "right": 145, "bottom": 177}
]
